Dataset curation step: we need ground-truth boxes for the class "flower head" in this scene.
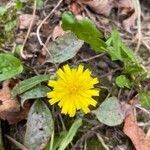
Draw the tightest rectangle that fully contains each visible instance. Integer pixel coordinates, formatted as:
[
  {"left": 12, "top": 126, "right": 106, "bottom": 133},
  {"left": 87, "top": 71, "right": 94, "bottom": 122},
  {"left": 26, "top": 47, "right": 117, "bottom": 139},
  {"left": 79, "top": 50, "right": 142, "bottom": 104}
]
[{"left": 47, "top": 64, "right": 99, "bottom": 117}]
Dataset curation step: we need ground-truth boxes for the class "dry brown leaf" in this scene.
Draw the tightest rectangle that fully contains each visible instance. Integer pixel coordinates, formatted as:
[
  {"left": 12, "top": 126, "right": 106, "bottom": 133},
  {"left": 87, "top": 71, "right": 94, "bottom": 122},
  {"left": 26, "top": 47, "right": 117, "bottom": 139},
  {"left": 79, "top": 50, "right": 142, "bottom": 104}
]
[
  {"left": 80, "top": 0, "right": 137, "bottom": 31},
  {"left": 52, "top": 25, "right": 65, "bottom": 40},
  {"left": 117, "top": 0, "right": 134, "bottom": 9},
  {"left": 123, "top": 97, "right": 150, "bottom": 150},
  {"left": 122, "top": 13, "right": 137, "bottom": 32},
  {"left": 117, "top": 0, "right": 136, "bottom": 32},
  {"left": 0, "top": 81, "right": 29, "bottom": 124},
  {"left": 40, "top": 21, "right": 52, "bottom": 37},
  {"left": 18, "top": 14, "right": 39, "bottom": 29},
  {"left": 81, "top": 0, "right": 114, "bottom": 16},
  {"left": 69, "top": 2, "right": 83, "bottom": 15}
]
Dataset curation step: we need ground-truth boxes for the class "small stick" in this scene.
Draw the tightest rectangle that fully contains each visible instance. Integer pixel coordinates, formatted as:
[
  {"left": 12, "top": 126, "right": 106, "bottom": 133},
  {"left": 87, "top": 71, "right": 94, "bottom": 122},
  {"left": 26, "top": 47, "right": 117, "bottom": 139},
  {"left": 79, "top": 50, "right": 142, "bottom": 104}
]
[
  {"left": 77, "top": 53, "right": 105, "bottom": 63},
  {"left": 133, "top": 0, "right": 142, "bottom": 53},
  {"left": 5, "top": 134, "right": 28, "bottom": 150},
  {"left": 96, "top": 133, "right": 109, "bottom": 150},
  {"left": 20, "top": 0, "right": 37, "bottom": 59},
  {"left": 36, "top": 0, "right": 63, "bottom": 46},
  {"left": 36, "top": 0, "right": 63, "bottom": 69}
]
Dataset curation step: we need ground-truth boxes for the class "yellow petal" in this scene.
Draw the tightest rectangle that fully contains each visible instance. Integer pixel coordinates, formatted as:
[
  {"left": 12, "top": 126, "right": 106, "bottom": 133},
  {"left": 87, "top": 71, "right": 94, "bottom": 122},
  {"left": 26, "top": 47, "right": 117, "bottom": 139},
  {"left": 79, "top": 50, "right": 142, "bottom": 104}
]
[
  {"left": 49, "top": 98, "right": 60, "bottom": 105},
  {"left": 68, "top": 102, "right": 76, "bottom": 117},
  {"left": 61, "top": 98, "right": 70, "bottom": 114},
  {"left": 81, "top": 106, "right": 90, "bottom": 113},
  {"left": 83, "top": 89, "right": 99, "bottom": 97},
  {"left": 74, "top": 98, "right": 81, "bottom": 110},
  {"left": 77, "top": 65, "right": 84, "bottom": 74},
  {"left": 63, "top": 64, "right": 71, "bottom": 74},
  {"left": 88, "top": 98, "right": 97, "bottom": 106},
  {"left": 48, "top": 80, "right": 57, "bottom": 87},
  {"left": 57, "top": 69, "right": 66, "bottom": 80},
  {"left": 91, "top": 78, "right": 99, "bottom": 85},
  {"left": 47, "top": 91, "right": 56, "bottom": 98}
]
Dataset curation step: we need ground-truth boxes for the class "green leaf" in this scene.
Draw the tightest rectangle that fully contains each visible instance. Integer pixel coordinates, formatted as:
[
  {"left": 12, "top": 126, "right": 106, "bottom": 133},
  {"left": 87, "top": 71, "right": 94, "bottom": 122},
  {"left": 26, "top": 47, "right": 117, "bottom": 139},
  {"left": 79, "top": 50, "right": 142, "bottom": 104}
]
[
  {"left": 62, "top": 11, "right": 106, "bottom": 52},
  {"left": 46, "top": 131, "right": 67, "bottom": 150},
  {"left": 25, "top": 100, "right": 54, "bottom": 150},
  {"left": 124, "top": 61, "right": 145, "bottom": 76},
  {"left": 0, "top": 122, "right": 4, "bottom": 150},
  {"left": 36, "top": 0, "right": 44, "bottom": 9},
  {"left": 20, "top": 85, "right": 50, "bottom": 107},
  {"left": 93, "top": 97, "right": 124, "bottom": 126},
  {"left": 53, "top": 132, "right": 67, "bottom": 150},
  {"left": 106, "top": 30, "right": 138, "bottom": 62},
  {"left": 139, "top": 92, "right": 150, "bottom": 108},
  {"left": 0, "top": 6, "right": 7, "bottom": 16},
  {"left": 58, "top": 118, "right": 82, "bottom": 150},
  {"left": 15, "top": 0, "right": 23, "bottom": 10},
  {"left": 46, "top": 32, "right": 83, "bottom": 63},
  {"left": 0, "top": 53, "right": 23, "bottom": 82},
  {"left": 115, "top": 75, "right": 131, "bottom": 88},
  {"left": 4, "top": 20, "right": 17, "bottom": 32},
  {"left": 12, "top": 75, "right": 50, "bottom": 97}
]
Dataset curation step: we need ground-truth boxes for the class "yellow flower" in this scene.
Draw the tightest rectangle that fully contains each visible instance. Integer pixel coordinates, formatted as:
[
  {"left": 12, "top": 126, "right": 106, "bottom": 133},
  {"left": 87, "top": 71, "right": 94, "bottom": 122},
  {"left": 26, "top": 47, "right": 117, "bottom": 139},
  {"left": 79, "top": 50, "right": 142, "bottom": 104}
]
[{"left": 47, "top": 64, "right": 99, "bottom": 117}]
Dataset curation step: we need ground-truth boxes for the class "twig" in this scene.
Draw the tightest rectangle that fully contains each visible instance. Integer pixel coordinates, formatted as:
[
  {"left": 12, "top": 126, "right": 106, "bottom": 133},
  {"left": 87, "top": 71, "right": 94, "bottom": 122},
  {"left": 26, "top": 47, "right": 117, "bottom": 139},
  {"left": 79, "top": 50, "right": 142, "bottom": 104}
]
[
  {"left": 135, "top": 104, "right": 150, "bottom": 115},
  {"left": 96, "top": 133, "right": 109, "bottom": 150},
  {"left": 36, "top": 0, "right": 63, "bottom": 46},
  {"left": 5, "top": 134, "right": 28, "bottom": 150},
  {"left": 142, "top": 40, "right": 150, "bottom": 52},
  {"left": 20, "top": 0, "right": 37, "bottom": 59},
  {"left": 77, "top": 53, "right": 105, "bottom": 64},
  {"left": 41, "top": 34, "right": 51, "bottom": 55},
  {"left": 138, "top": 121, "right": 150, "bottom": 127},
  {"left": 59, "top": 114, "right": 67, "bottom": 131},
  {"left": 36, "top": 0, "right": 63, "bottom": 69},
  {"left": 133, "top": 0, "right": 142, "bottom": 53}
]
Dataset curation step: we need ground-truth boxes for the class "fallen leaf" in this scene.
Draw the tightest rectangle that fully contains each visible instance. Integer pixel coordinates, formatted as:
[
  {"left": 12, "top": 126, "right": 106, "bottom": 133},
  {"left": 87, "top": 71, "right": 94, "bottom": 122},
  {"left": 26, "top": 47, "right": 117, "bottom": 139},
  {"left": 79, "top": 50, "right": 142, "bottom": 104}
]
[
  {"left": 122, "top": 13, "right": 136, "bottom": 32},
  {"left": 0, "top": 81, "right": 29, "bottom": 124},
  {"left": 123, "top": 97, "right": 150, "bottom": 150},
  {"left": 81, "top": 0, "right": 137, "bottom": 31},
  {"left": 25, "top": 100, "right": 54, "bottom": 150},
  {"left": 18, "top": 14, "right": 39, "bottom": 29},
  {"left": 93, "top": 97, "right": 125, "bottom": 126},
  {"left": 46, "top": 32, "right": 84, "bottom": 64},
  {"left": 81, "top": 0, "right": 114, "bottom": 16},
  {"left": 123, "top": 114, "right": 150, "bottom": 150},
  {"left": 117, "top": 0, "right": 134, "bottom": 9},
  {"left": 40, "top": 21, "right": 52, "bottom": 37},
  {"left": 69, "top": 2, "right": 83, "bottom": 15},
  {"left": 52, "top": 25, "right": 65, "bottom": 40},
  {"left": 117, "top": 0, "right": 136, "bottom": 32}
]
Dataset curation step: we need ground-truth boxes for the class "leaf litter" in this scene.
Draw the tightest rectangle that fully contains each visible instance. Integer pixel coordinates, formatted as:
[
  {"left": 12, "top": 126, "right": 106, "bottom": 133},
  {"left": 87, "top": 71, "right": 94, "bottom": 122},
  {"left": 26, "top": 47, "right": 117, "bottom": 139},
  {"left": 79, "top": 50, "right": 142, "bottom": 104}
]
[
  {"left": 0, "top": 80, "right": 29, "bottom": 124},
  {"left": 123, "top": 97, "right": 150, "bottom": 150},
  {"left": 0, "top": 0, "right": 150, "bottom": 149},
  {"left": 79, "top": 0, "right": 138, "bottom": 31}
]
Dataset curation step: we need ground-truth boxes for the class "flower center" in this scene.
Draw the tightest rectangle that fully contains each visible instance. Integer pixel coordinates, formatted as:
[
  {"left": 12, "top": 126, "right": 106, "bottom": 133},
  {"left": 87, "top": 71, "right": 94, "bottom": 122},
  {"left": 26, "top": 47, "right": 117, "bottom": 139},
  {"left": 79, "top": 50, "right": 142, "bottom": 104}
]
[{"left": 68, "top": 85, "right": 80, "bottom": 95}]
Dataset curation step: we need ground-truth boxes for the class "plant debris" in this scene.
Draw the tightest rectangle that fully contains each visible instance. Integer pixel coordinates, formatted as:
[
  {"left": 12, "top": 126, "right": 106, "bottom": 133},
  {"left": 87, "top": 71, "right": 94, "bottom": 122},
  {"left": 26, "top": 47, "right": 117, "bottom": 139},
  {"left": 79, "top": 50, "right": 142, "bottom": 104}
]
[{"left": 0, "top": 81, "right": 29, "bottom": 124}]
